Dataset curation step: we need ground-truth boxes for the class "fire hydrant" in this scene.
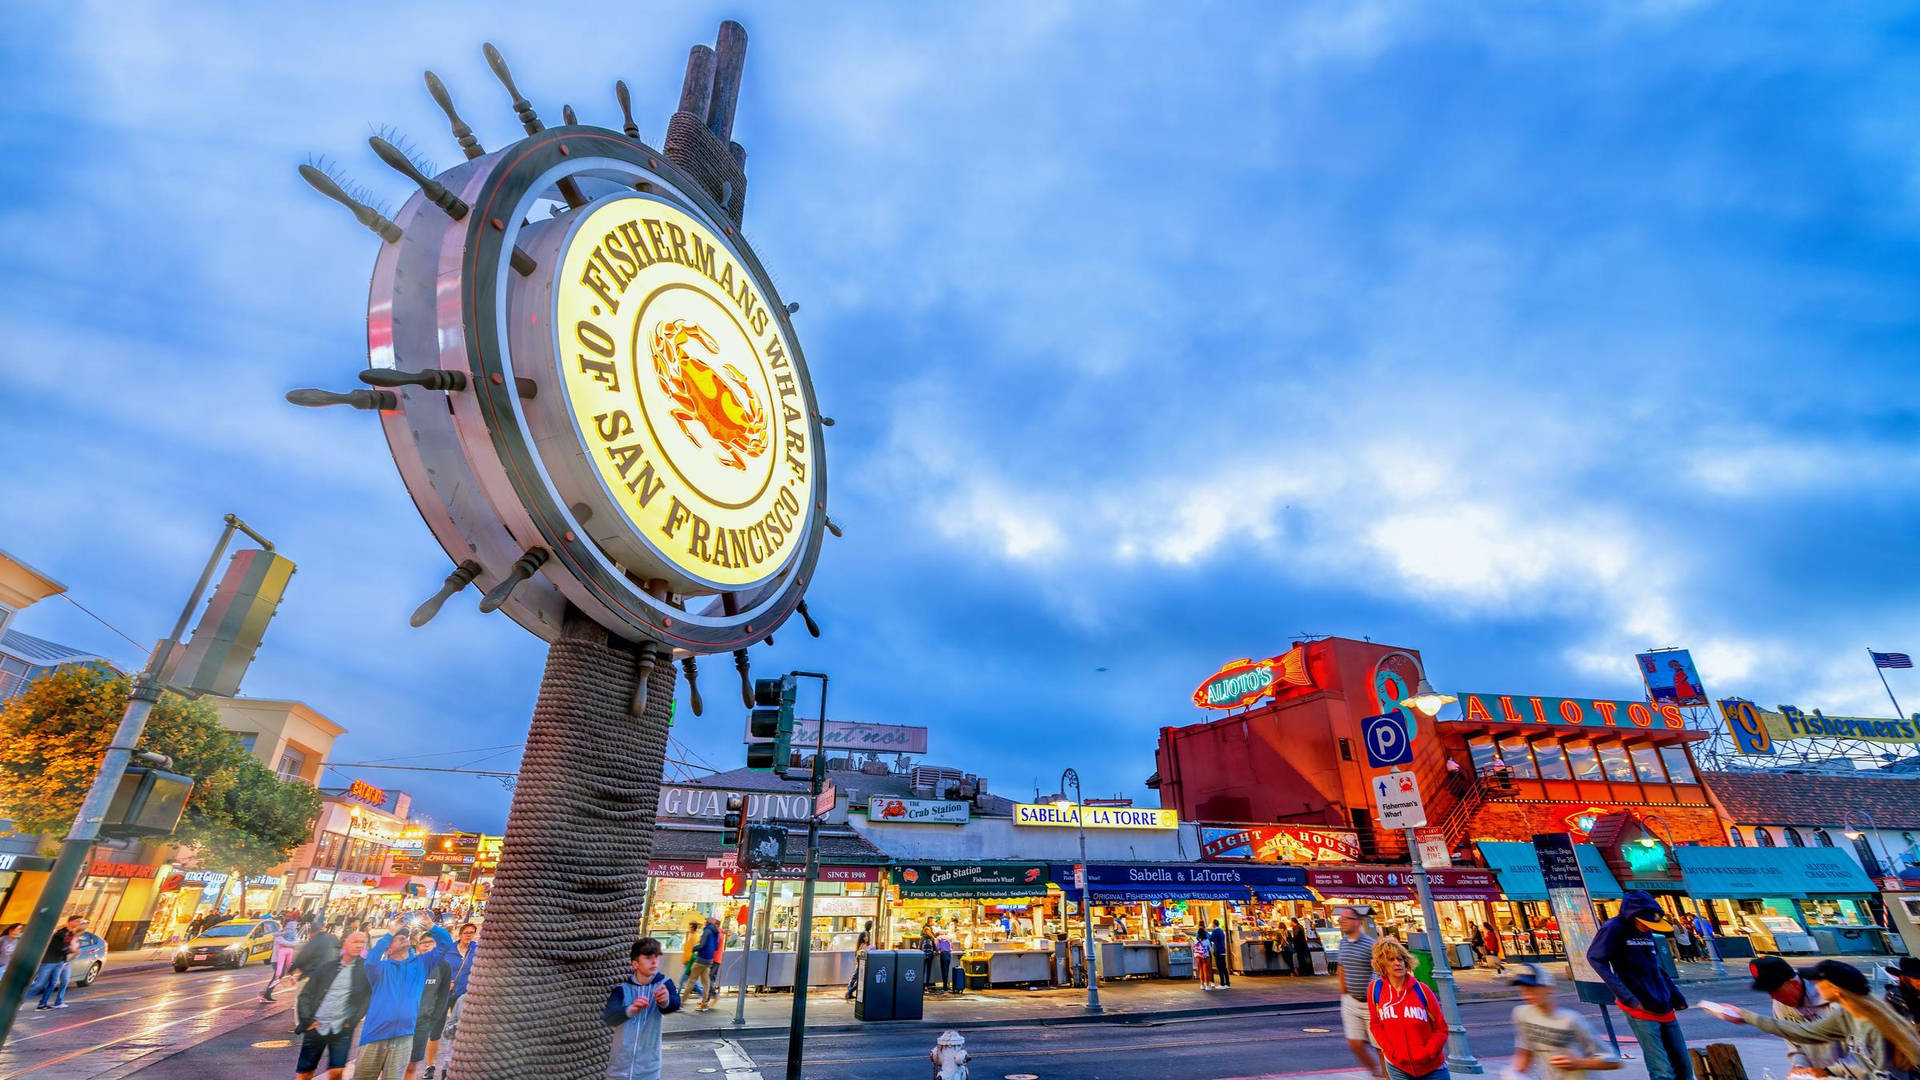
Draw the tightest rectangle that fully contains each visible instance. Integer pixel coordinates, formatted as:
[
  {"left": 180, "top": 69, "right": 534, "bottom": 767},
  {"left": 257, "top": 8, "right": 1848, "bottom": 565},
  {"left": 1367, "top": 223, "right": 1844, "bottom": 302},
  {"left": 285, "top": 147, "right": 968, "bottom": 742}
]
[{"left": 931, "top": 1030, "right": 970, "bottom": 1080}]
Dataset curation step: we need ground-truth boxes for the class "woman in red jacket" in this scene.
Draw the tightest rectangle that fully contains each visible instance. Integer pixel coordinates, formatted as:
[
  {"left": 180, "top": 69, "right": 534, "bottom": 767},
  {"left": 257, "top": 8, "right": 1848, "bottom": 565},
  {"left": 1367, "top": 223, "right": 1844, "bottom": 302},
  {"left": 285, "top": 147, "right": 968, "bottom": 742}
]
[{"left": 1368, "top": 938, "right": 1451, "bottom": 1080}]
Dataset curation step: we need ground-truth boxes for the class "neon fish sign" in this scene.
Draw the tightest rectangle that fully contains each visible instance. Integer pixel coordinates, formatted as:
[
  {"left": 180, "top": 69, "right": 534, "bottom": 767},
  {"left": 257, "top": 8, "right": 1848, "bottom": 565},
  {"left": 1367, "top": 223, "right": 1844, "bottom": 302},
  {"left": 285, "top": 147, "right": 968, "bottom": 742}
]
[{"left": 1193, "top": 646, "right": 1313, "bottom": 710}]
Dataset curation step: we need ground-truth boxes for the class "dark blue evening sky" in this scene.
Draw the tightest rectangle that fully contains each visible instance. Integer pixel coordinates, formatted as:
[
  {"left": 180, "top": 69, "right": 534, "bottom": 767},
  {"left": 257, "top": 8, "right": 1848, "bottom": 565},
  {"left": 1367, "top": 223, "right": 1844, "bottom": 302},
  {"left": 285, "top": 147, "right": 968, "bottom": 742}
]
[{"left": 3, "top": 3, "right": 1916, "bottom": 831}]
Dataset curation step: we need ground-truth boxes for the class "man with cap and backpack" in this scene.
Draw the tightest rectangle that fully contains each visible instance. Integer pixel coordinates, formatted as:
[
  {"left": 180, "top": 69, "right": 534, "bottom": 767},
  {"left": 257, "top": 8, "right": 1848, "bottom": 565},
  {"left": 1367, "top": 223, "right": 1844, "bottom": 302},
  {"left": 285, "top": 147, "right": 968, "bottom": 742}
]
[{"left": 1750, "top": 955, "right": 1857, "bottom": 1075}]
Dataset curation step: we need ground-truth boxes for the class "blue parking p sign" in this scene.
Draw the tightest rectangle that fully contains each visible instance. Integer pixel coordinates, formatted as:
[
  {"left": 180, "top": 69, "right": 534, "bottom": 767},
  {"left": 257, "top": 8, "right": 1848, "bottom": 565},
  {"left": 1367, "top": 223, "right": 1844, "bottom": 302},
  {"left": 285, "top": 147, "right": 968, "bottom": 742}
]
[{"left": 1362, "top": 709, "right": 1414, "bottom": 769}]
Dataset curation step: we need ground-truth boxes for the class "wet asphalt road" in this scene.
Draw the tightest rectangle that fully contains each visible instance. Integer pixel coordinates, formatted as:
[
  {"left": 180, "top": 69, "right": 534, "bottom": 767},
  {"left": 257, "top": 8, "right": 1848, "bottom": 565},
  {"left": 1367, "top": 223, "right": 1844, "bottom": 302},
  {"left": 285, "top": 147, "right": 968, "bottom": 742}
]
[{"left": 0, "top": 953, "right": 290, "bottom": 1080}]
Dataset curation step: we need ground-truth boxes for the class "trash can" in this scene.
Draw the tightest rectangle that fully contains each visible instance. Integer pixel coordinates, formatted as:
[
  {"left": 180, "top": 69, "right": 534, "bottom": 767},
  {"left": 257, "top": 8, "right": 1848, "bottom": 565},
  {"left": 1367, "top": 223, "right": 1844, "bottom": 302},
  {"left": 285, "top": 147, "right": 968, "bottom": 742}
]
[
  {"left": 965, "top": 954, "right": 991, "bottom": 990},
  {"left": 854, "top": 950, "right": 896, "bottom": 1022},
  {"left": 893, "top": 949, "right": 925, "bottom": 1020}
]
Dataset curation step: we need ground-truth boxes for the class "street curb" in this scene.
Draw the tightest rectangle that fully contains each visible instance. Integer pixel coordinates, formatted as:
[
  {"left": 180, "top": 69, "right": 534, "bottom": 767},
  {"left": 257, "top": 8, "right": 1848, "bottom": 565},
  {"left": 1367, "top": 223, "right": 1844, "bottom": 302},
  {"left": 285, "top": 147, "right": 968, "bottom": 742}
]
[{"left": 663, "top": 968, "right": 1760, "bottom": 1042}]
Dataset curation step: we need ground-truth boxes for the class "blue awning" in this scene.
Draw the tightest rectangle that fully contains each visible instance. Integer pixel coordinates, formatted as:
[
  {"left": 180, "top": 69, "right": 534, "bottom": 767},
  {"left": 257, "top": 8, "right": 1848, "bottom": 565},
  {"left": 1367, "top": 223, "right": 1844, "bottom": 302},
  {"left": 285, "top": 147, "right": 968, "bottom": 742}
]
[
  {"left": 1674, "top": 847, "right": 1875, "bottom": 899},
  {"left": 1051, "top": 863, "right": 1307, "bottom": 902},
  {"left": 1476, "top": 842, "right": 1623, "bottom": 900}
]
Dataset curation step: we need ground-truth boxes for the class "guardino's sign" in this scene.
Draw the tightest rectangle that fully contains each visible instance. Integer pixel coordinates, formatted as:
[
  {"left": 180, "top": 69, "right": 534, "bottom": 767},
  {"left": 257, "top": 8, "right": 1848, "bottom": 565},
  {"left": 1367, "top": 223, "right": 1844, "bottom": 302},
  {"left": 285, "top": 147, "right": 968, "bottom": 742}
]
[{"left": 1192, "top": 645, "right": 1312, "bottom": 710}]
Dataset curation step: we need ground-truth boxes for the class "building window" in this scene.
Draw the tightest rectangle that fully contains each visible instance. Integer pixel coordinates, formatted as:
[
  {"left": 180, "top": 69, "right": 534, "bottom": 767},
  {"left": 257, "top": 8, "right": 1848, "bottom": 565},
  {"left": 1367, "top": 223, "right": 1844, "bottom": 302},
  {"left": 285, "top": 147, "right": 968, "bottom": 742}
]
[
  {"left": 1533, "top": 740, "right": 1572, "bottom": 780},
  {"left": 1785, "top": 827, "right": 1805, "bottom": 847},
  {"left": 1628, "top": 744, "right": 1668, "bottom": 783},
  {"left": 0, "top": 657, "right": 30, "bottom": 702},
  {"left": 1658, "top": 745, "right": 1697, "bottom": 784},
  {"left": 1467, "top": 737, "right": 1503, "bottom": 776},
  {"left": 1596, "top": 742, "right": 1636, "bottom": 782},
  {"left": 1756, "top": 828, "right": 1776, "bottom": 847},
  {"left": 1730, "top": 828, "right": 1745, "bottom": 847},
  {"left": 276, "top": 748, "right": 307, "bottom": 783},
  {"left": 1854, "top": 835, "right": 1885, "bottom": 878},
  {"left": 1815, "top": 829, "right": 1834, "bottom": 847},
  {"left": 1564, "top": 740, "right": 1603, "bottom": 781},
  {"left": 1498, "top": 737, "right": 1538, "bottom": 779},
  {"left": 234, "top": 731, "right": 258, "bottom": 754}
]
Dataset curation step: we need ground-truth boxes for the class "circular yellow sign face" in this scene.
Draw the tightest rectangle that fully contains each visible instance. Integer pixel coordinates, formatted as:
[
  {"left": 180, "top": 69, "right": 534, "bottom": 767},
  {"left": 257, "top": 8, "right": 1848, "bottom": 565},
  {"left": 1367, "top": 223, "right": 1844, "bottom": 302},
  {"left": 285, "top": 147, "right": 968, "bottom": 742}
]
[{"left": 555, "top": 197, "right": 814, "bottom": 589}]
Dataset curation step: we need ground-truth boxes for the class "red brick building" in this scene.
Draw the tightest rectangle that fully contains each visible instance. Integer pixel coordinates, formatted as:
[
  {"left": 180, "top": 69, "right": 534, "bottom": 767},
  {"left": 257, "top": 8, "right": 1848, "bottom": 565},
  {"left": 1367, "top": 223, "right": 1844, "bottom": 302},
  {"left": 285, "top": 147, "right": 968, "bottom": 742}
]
[{"left": 1152, "top": 637, "right": 1725, "bottom": 862}]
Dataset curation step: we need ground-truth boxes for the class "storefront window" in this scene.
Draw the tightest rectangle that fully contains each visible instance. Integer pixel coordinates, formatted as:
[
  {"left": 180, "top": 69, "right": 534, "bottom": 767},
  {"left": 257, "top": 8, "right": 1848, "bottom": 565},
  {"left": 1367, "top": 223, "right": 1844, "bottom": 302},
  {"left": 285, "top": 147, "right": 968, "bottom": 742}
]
[
  {"left": 1533, "top": 740, "right": 1572, "bottom": 780},
  {"left": 1658, "top": 745, "right": 1696, "bottom": 783},
  {"left": 1498, "top": 737, "right": 1537, "bottom": 778},
  {"left": 1629, "top": 745, "right": 1667, "bottom": 783},
  {"left": 1785, "top": 827, "right": 1805, "bottom": 847},
  {"left": 1564, "top": 740, "right": 1602, "bottom": 781},
  {"left": 1597, "top": 742, "right": 1635, "bottom": 782},
  {"left": 1756, "top": 828, "right": 1776, "bottom": 847},
  {"left": 1468, "top": 737, "right": 1503, "bottom": 776}
]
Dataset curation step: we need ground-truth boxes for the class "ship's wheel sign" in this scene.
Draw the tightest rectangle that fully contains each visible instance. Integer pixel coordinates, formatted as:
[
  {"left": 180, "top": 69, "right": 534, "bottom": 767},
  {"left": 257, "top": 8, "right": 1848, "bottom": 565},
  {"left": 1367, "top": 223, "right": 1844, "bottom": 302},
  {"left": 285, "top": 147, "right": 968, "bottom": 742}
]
[{"left": 286, "top": 37, "right": 831, "bottom": 681}]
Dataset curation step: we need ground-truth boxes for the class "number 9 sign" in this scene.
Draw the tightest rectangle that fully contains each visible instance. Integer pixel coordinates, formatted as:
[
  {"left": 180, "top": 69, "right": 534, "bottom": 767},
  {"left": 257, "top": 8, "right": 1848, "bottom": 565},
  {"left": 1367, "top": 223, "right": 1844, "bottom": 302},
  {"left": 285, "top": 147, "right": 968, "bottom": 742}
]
[{"left": 1720, "top": 699, "right": 1774, "bottom": 755}]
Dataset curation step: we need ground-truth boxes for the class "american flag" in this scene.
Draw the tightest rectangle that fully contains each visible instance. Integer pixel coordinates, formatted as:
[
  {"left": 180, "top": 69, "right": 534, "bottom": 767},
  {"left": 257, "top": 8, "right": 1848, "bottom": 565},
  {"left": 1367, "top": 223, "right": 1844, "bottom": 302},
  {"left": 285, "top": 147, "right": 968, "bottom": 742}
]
[{"left": 1873, "top": 651, "right": 1914, "bottom": 670}]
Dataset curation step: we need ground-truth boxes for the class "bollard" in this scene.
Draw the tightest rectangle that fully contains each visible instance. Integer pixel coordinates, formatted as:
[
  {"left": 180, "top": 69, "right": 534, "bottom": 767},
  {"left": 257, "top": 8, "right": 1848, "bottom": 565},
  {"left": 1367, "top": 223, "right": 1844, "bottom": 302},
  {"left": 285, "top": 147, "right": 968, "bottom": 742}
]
[{"left": 930, "top": 1030, "right": 971, "bottom": 1080}]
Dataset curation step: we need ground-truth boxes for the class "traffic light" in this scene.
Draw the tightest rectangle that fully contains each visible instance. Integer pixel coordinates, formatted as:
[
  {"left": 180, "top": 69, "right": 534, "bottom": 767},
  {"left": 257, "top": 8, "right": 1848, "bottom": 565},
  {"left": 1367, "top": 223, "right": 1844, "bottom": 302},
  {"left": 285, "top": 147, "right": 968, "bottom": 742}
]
[
  {"left": 721, "top": 794, "right": 746, "bottom": 850},
  {"left": 747, "top": 673, "right": 798, "bottom": 776},
  {"left": 720, "top": 868, "right": 745, "bottom": 898}
]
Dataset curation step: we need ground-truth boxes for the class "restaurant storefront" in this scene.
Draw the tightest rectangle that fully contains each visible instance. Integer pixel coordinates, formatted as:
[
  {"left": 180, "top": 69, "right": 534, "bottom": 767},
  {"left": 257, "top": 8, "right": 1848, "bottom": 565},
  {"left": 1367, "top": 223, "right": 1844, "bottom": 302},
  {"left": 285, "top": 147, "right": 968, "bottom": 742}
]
[
  {"left": 1304, "top": 866, "right": 1502, "bottom": 961},
  {"left": 1057, "top": 862, "right": 1317, "bottom": 980},
  {"left": 1672, "top": 846, "right": 1890, "bottom": 955},
  {"left": 1478, "top": 841, "right": 1623, "bottom": 959},
  {"left": 889, "top": 863, "right": 1055, "bottom": 987}
]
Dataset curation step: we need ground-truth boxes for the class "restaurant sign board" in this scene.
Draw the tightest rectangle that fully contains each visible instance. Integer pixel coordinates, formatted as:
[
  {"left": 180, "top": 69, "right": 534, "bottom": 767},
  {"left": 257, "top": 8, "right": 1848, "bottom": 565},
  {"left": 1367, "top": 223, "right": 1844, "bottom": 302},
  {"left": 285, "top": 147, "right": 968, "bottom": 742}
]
[
  {"left": 1013, "top": 804, "right": 1178, "bottom": 830},
  {"left": 893, "top": 863, "right": 1049, "bottom": 896},
  {"left": 790, "top": 720, "right": 929, "bottom": 755},
  {"left": 1454, "top": 693, "right": 1687, "bottom": 732},
  {"left": 1719, "top": 698, "right": 1920, "bottom": 754},
  {"left": 866, "top": 797, "right": 970, "bottom": 825},
  {"left": 1192, "top": 645, "right": 1312, "bottom": 710},
  {"left": 1199, "top": 824, "right": 1361, "bottom": 863}
]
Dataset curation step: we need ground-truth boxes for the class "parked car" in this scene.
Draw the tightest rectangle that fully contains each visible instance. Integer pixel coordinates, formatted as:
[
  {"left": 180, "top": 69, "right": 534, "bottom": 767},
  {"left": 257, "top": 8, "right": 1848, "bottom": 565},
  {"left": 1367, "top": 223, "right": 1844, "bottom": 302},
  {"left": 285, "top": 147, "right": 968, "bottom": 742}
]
[
  {"left": 173, "top": 919, "right": 281, "bottom": 971},
  {"left": 73, "top": 931, "right": 107, "bottom": 986}
]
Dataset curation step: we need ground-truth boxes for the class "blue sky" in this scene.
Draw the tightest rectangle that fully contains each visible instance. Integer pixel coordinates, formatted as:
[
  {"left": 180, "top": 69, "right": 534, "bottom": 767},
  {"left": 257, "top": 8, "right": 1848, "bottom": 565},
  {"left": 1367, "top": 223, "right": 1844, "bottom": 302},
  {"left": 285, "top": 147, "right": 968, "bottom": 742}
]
[{"left": 3, "top": 3, "right": 1917, "bottom": 833}]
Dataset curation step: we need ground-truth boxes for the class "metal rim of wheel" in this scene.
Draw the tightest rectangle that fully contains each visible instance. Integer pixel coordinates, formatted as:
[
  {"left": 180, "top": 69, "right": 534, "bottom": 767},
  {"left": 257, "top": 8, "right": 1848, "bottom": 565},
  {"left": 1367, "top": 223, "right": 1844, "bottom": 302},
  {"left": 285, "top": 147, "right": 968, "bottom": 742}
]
[{"left": 363, "top": 123, "right": 826, "bottom": 652}]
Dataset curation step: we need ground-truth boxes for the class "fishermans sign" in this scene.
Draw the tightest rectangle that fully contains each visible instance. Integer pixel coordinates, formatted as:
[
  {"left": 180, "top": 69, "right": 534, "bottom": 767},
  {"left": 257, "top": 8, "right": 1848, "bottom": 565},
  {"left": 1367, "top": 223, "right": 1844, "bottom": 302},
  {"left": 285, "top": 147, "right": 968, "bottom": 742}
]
[
  {"left": 554, "top": 198, "right": 815, "bottom": 589},
  {"left": 1720, "top": 699, "right": 1920, "bottom": 755}
]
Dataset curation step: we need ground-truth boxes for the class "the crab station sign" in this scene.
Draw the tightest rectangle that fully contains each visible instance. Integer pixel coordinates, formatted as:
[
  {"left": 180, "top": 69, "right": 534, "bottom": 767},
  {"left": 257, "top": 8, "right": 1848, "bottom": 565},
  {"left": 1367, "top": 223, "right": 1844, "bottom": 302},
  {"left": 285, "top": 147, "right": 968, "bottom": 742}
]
[{"left": 544, "top": 197, "right": 814, "bottom": 588}]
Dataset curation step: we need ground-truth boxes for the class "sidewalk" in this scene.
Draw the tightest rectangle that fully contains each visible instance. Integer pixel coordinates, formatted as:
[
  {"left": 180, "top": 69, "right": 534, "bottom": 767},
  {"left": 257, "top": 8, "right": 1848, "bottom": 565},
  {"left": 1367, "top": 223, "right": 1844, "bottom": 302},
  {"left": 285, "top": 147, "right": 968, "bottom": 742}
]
[
  {"left": 663, "top": 954, "right": 1865, "bottom": 1040},
  {"left": 663, "top": 957, "right": 1748, "bottom": 1039}
]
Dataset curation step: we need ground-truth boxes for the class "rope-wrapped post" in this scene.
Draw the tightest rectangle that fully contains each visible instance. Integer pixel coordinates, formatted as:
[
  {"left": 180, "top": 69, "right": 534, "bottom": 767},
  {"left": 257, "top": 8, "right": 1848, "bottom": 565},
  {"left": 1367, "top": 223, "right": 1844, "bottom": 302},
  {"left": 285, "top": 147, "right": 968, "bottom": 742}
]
[{"left": 446, "top": 607, "right": 675, "bottom": 1079}]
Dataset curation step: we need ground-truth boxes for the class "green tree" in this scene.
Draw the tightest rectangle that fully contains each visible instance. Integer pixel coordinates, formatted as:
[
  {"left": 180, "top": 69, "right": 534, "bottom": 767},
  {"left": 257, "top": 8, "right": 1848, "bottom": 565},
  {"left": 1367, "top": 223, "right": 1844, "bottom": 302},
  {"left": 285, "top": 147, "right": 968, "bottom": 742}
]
[{"left": 0, "top": 664, "right": 320, "bottom": 888}]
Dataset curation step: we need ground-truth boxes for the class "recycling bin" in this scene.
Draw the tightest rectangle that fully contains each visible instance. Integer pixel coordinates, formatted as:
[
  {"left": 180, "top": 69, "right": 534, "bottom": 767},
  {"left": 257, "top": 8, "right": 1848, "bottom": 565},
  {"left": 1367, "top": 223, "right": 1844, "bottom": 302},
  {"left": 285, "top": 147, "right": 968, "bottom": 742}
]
[
  {"left": 854, "top": 950, "right": 895, "bottom": 1022},
  {"left": 893, "top": 949, "right": 926, "bottom": 1020}
]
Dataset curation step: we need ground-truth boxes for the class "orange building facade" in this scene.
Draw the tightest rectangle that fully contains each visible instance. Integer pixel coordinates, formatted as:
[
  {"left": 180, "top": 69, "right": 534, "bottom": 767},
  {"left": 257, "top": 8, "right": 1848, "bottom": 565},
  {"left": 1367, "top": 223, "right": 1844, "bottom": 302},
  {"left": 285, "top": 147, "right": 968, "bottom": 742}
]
[{"left": 1154, "top": 637, "right": 1725, "bottom": 863}]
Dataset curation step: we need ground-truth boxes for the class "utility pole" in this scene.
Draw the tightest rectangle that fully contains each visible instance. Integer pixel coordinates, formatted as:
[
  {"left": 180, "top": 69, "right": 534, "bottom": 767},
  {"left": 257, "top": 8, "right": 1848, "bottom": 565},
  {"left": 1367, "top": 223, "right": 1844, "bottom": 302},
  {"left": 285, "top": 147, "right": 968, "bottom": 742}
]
[
  {"left": 1405, "top": 827, "right": 1482, "bottom": 1074},
  {"left": 785, "top": 671, "right": 828, "bottom": 1080},
  {"left": 0, "top": 515, "right": 274, "bottom": 1049}
]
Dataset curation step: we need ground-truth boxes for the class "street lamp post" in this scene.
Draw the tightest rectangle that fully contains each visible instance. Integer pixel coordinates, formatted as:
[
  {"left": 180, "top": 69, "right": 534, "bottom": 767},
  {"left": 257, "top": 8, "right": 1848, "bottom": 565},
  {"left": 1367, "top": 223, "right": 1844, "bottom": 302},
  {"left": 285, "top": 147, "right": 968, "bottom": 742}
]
[
  {"left": 1642, "top": 813, "right": 1724, "bottom": 976},
  {"left": 315, "top": 806, "right": 363, "bottom": 922},
  {"left": 1057, "top": 768, "right": 1101, "bottom": 1013},
  {"left": 1400, "top": 682, "right": 1482, "bottom": 1075},
  {"left": 1844, "top": 810, "right": 1894, "bottom": 931}
]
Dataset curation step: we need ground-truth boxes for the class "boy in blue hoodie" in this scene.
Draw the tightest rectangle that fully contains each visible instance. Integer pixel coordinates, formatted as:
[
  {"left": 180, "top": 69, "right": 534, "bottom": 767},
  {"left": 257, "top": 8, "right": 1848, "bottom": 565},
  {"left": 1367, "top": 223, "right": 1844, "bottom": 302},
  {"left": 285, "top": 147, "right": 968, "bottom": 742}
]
[
  {"left": 603, "top": 937, "right": 681, "bottom": 1080},
  {"left": 1586, "top": 891, "right": 1690, "bottom": 1080},
  {"left": 357, "top": 918, "right": 455, "bottom": 1080}
]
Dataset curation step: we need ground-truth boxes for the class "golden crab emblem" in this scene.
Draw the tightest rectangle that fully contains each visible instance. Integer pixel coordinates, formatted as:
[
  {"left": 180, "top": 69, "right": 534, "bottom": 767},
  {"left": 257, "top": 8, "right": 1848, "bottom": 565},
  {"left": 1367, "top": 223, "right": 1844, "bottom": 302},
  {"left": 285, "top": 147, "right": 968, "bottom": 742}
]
[{"left": 649, "top": 319, "right": 769, "bottom": 470}]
